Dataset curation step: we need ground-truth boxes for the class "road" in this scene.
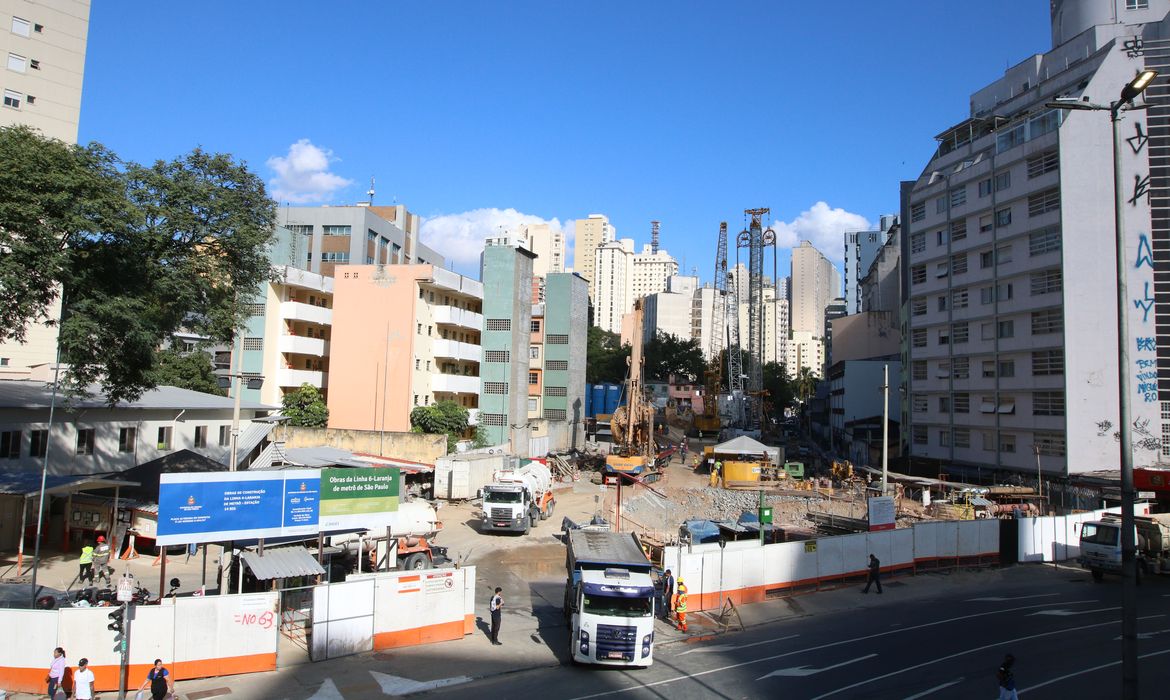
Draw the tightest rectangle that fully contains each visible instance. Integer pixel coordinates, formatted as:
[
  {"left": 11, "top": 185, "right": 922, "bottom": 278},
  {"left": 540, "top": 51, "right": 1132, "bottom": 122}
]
[{"left": 426, "top": 567, "right": 1170, "bottom": 699}]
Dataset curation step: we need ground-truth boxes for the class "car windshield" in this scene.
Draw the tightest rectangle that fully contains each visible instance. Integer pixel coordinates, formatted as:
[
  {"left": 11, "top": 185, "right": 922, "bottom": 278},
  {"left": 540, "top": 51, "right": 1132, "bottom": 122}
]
[
  {"left": 485, "top": 491, "right": 522, "bottom": 504},
  {"left": 1082, "top": 523, "right": 1120, "bottom": 546},
  {"left": 583, "top": 593, "right": 652, "bottom": 618}
]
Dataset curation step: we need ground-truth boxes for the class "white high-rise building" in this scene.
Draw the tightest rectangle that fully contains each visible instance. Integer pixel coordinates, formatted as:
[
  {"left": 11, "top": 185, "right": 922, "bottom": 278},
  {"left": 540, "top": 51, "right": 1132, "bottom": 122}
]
[
  {"left": 692, "top": 285, "right": 726, "bottom": 362},
  {"left": 737, "top": 288, "right": 789, "bottom": 366},
  {"left": 593, "top": 238, "right": 634, "bottom": 334},
  {"left": 904, "top": 0, "right": 1170, "bottom": 478},
  {"left": 631, "top": 245, "right": 678, "bottom": 301},
  {"left": 791, "top": 241, "right": 841, "bottom": 338},
  {"left": 642, "top": 275, "right": 697, "bottom": 344},
  {"left": 508, "top": 222, "right": 565, "bottom": 277},
  {"left": 573, "top": 214, "right": 615, "bottom": 298}
]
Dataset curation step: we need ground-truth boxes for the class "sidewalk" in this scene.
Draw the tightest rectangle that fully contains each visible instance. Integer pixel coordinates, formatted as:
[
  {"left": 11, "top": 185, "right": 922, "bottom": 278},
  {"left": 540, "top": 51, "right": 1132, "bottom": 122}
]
[{"left": 5, "top": 565, "right": 1058, "bottom": 699}]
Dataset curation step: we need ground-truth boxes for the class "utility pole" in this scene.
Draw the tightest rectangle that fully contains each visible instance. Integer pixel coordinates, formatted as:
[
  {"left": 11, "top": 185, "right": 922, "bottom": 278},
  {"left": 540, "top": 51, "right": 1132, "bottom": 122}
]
[{"left": 881, "top": 364, "right": 889, "bottom": 495}]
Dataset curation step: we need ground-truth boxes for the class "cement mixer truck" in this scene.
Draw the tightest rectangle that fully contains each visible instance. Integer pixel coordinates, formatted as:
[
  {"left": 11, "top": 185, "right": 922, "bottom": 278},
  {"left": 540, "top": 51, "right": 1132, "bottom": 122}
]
[
  {"left": 328, "top": 500, "right": 447, "bottom": 571},
  {"left": 479, "top": 460, "right": 555, "bottom": 534}
]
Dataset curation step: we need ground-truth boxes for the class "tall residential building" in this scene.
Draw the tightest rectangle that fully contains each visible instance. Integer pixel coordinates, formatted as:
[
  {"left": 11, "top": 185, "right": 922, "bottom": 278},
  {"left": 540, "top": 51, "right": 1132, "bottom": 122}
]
[
  {"left": 844, "top": 215, "right": 897, "bottom": 314},
  {"left": 541, "top": 272, "right": 589, "bottom": 429},
  {"left": 573, "top": 214, "right": 616, "bottom": 296},
  {"left": 0, "top": 0, "right": 89, "bottom": 142},
  {"left": 279, "top": 204, "right": 444, "bottom": 280},
  {"left": 490, "top": 223, "right": 565, "bottom": 278},
  {"left": 480, "top": 244, "right": 535, "bottom": 449},
  {"left": 593, "top": 238, "right": 635, "bottom": 334},
  {"left": 903, "top": 0, "right": 1170, "bottom": 477},
  {"left": 0, "top": 0, "right": 90, "bottom": 376},
  {"left": 861, "top": 222, "right": 901, "bottom": 314},
  {"left": 737, "top": 288, "right": 789, "bottom": 366},
  {"left": 642, "top": 275, "right": 698, "bottom": 344},
  {"left": 631, "top": 244, "right": 679, "bottom": 301},
  {"left": 791, "top": 241, "right": 841, "bottom": 338},
  {"left": 692, "top": 285, "right": 727, "bottom": 362},
  {"left": 327, "top": 264, "right": 483, "bottom": 434}
]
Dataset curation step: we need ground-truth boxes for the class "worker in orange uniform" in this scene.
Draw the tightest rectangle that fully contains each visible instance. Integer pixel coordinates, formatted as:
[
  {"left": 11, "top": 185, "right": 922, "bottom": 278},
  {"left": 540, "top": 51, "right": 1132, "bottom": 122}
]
[{"left": 675, "top": 580, "right": 689, "bottom": 632}]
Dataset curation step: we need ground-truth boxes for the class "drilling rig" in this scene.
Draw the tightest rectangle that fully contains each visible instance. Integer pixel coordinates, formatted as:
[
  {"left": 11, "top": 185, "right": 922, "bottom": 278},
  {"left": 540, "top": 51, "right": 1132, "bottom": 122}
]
[
  {"left": 606, "top": 299, "right": 656, "bottom": 476},
  {"left": 735, "top": 208, "right": 778, "bottom": 430},
  {"left": 694, "top": 223, "right": 728, "bottom": 437}
]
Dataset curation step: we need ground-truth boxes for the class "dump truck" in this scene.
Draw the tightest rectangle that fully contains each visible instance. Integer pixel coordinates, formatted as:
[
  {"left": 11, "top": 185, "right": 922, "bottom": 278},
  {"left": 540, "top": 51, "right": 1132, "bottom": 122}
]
[
  {"left": 479, "top": 460, "right": 555, "bottom": 534},
  {"left": 563, "top": 530, "right": 656, "bottom": 667},
  {"left": 1079, "top": 511, "right": 1170, "bottom": 581}
]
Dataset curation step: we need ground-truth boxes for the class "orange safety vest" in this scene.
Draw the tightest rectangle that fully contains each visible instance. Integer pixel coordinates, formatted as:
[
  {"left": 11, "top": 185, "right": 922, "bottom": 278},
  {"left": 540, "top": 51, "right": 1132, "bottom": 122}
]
[{"left": 676, "top": 590, "right": 688, "bottom": 613}]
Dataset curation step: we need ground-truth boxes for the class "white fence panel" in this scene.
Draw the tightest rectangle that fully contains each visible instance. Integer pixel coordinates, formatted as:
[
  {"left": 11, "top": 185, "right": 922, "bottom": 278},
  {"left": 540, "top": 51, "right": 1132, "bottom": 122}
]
[
  {"left": 766, "top": 540, "right": 818, "bottom": 587},
  {"left": 839, "top": 533, "right": 870, "bottom": 576},
  {"left": 312, "top": 578, "right": 375, "bottom": 660},
  {"left": 173, "top": 593, "right": 278, "bottom": 672},
  {"left": 865, "top": 530, "right": 895, "bottom": 571},
  {"left": 890, "top": 527, "right": 915, "bottom": 567},
  {"left": 815, "top": 533, "right": 847, "bottom": 580}
]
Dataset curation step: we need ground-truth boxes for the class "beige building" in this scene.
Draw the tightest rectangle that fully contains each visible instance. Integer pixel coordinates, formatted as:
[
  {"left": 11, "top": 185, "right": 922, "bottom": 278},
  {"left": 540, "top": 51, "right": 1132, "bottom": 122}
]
[
  {"left": 736, "top": 288, "right": 789, "bottom": 366},
  {"left": 631, "top": 245, "right": 678, "bottom": 302},
  {"left": 593, "top": 238, "right": 634, "bottom": 334},
  {"left": 573, "top": 214, "right": 615, "bottom": 294}
]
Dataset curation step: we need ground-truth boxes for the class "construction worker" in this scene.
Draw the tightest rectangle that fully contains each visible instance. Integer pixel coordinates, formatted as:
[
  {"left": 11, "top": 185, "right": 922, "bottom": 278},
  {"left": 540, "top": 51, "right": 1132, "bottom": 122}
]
[
  {"left": 78, "top": 540, "right": 95, "bottom": 584},
  {"left": 675, "top": 580, "right": 688, "bottom": 632},
  {"left": 92, "top": 535, "right": 111, "bottom": 585}
]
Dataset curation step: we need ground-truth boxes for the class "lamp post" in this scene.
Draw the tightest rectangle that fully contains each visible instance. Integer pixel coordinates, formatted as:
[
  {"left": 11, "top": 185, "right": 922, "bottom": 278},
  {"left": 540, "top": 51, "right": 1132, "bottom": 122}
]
[
  {"left": 1046, "top": 68, "right": 1157, "bottom": 700},
  {"left": 217, "top": 341, "right": 264, "bottom": 472},
  {"left": 880, "top": 363, "right": 889, "bottom": 496}
]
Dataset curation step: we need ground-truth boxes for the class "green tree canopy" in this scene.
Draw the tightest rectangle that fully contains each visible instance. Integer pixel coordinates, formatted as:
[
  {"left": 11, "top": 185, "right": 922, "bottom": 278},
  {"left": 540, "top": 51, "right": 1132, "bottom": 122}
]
[
  {"left": 149, "top": 348, "right": 226, "bottom": 396},
  {"left": 410, "top": 400, "right": 471, "bottom": 452},
  {"left": 586, "top": 325, "right": 630, "bottom": 384},
  {"left": 0, "top": 126, "right": 276, "bottom": 403},
  {"left": 644, "top": 331, "right": 705, "bottom": 383},
  {"left": 282, "top": 383, "right": 329, "bottom": 427},
  {"left": 762, "top": 361, "right": 794, "bottom": 420}
]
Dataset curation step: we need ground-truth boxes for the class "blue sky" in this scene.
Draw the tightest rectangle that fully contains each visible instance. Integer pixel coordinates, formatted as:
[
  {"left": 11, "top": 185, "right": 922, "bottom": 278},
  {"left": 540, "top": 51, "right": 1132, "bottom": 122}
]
[{"left": 79, "top": 1, "right": 1051, "bottom": 280}]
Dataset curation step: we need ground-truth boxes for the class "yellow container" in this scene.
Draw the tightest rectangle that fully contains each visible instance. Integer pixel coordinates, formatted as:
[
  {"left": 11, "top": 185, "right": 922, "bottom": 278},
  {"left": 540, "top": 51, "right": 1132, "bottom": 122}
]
[{"left": 722, "top": 460, "right": 762, "bottom": 482}]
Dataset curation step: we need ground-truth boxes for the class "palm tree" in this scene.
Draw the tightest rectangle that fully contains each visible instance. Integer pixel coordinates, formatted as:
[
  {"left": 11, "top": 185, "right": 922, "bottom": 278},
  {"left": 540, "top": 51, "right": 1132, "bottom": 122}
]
[{"left": 795, "top": 367, "right": 818, "bottom": 403}]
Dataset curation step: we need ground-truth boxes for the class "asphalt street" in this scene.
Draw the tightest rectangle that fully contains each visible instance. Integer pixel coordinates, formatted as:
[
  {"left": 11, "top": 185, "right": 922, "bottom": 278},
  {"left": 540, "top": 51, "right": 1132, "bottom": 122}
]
[{"left": 427, "top": 568, "right": 1170, "bottom": 700}]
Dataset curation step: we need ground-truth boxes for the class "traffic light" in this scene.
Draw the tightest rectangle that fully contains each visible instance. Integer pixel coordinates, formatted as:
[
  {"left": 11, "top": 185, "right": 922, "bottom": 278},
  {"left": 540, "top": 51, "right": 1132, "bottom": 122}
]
[{"left": 107, "top": 605, "right": 125, "bottom": 634}]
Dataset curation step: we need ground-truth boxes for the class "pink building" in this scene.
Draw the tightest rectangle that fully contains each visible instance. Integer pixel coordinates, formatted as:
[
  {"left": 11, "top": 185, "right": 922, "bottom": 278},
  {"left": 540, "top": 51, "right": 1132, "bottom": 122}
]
[{"left": 327, "top": 265, "right": 483, "bottom": 433}]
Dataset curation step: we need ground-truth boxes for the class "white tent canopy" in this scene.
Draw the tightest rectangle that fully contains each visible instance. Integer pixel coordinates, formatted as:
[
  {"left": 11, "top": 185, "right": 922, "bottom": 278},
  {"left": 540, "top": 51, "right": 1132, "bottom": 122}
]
[{"left": 712, "top": 436, "right": 781, "bottom": 465}]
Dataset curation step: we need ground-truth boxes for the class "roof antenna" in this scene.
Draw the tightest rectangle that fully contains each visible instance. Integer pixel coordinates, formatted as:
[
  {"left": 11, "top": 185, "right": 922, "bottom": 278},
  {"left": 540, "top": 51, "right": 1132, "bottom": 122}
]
[{"left": 367, "top": 176, "right": 376, "bottom": 205}]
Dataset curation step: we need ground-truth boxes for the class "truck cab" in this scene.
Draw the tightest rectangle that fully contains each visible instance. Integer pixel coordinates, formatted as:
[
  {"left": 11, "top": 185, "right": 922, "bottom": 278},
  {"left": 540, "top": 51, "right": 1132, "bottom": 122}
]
[
  {"left": 482, "top": 483, "right": 534, "bottom": 533},
  {"left": 1078, "top": 512, "right": 1170, "bottom": 580},
  {"left": 564, "top": 530, "right": 656, "bottom": 667}
]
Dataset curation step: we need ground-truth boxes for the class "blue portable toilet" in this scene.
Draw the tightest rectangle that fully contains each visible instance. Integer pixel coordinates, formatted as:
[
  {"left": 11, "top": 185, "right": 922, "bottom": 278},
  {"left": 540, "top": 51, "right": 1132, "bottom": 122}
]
[
  {"left": 592, "top": 383, "right": 606, "bottom": 417},
  {"left": 604, "top": 384, "right": 621, "bottom": 415},
  {"left": 585, "top": 383, "right": 594, "bottom": 418}
]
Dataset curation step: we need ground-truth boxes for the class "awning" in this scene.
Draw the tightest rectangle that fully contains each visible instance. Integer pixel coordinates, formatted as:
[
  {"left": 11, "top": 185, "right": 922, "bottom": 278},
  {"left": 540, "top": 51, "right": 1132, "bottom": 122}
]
[
  {"left": 240, "top": 546, "right": 325, "bottom": 580},
  {"left": 0, "top": 473, "right": 140, "bottom": 498}
]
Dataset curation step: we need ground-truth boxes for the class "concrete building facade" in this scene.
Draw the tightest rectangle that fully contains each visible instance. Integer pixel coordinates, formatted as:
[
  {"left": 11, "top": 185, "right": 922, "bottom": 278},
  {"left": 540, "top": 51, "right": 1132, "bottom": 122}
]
[
  {"left": 631, "top": 245, "right": 679, "bottom": 302},
  {"left": 278, "top": 205, "right": 443, "bottom": 280},
  {"left": 573, "top": 214, "right": 615, "bottom": 295},
  {"left": 844, "top": 215, "right": 897, "bottom": 314},
  {"left": 593, "top": 238, "right": 634, "bottom": 334},
  {"left": 479, "top": 245, "right": 534, "bottom": 448},
  {"left": 541, "top": 273, "right": 589, "bottom": 440},
  {"left": 861, "top": 222, "right": 902, "bottom": 314}
]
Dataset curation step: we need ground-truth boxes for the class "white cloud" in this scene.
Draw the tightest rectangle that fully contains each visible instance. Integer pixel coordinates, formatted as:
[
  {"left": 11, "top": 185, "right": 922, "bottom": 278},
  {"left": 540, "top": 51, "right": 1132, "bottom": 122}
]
[
  {"left": 267, "top": 139, "right": 353, "bottom": 204},
  {"left": 420, "top": 208, "right": 571, "bottom": 269},
  {"left": 771, "top": 201, "right": 871, "bottom": 263}
]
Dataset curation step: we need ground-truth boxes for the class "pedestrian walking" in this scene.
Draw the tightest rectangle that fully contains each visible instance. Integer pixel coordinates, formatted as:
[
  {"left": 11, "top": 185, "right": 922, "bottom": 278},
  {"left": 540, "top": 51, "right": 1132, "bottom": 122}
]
[
  {"left": 489, "top": 586, "right": 503, "bottom": 645},
  {"left": 675, "top": 580, "right": 688, "bottom": 632},
  {"left": 46, "top": 647, "right": 66, "bottom": 699},
  {"left": 660, "top": 569, "right": 675, "bottom": 620},
  {"left": 138, "top": 658, "right": 174, "bottom": 700},
  {"left": 997, "top": 653, "right": 1019, "bottom": 700},
  {"left": 73, "top": 658, "right": 94, "bottom": 700},
  {"left": 78, "top": 541, "right": 95, "bottom": 584},
  {"left": 862, "top": 554, "right": 882, "bottom": 594}
]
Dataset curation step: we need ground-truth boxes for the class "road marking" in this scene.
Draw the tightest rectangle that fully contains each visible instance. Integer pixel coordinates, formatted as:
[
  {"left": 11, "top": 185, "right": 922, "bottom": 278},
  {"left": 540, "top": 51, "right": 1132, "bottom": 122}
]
[
  {"left": 902, "top": 678, "right": 964, "bottom": 699},
  {"left": 807, "top": 614, "right": 1166, "bottom": 700},
  {"left": 757, "top": 653, "right": 876, "bottom": 679},
  {"left": 369, "top": 671, "right": 471, "bottom": 696},
  {"left": 300, "top": 679, "right": 343, "bottom": 700},
  {"left": 677, "top": 634, "right": 799, "bottom": 656},
  {"left": 966, "top": 593, "right": 1060, "bottom": 602},
  {"left": 1018, "top": 647, "right": 1170, "bottom": 695},
  {"left": 1112, "top": 628, "right": 1170, "bottom": 640},
  {"left": 1028, "top": 606, "right": 1120, "bottom": 617},
  {"left": 567, "top": 600, "right": 1101, "bottom": 699}
]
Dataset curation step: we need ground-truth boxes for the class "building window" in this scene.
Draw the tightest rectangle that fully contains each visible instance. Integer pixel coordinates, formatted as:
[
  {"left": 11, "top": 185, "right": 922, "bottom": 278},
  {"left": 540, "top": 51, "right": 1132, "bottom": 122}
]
[
  {"left": 978, "top": 178, "right": 992, "bottom": 198},
  {"left": 939, "top": 397, "right": 951, "bottom": 413},
  {"left": 485, "top": 350, "right": 510, "bottom": 363},
  {"left": 1031, "top": 309, "right": 1063, "bottom": 334},
  {"left": 545, "top": 386, "right": 568, "bottom": 397},
  {"left": 951, "top": 219, "right": 967, "bottom": 241},
  {"left": 938, "top": 328, "right": 950, "bottom": 345},
  {"left": 910, "top": 233, "right": 926, "bottom": 254},
  {"left": 118, "top": 427, "right": 136, "bottom": 453},
  {"left": 995, "top": 207, "right": 1012, "bottom": 227},
  {"left": 996, "top": 244, "right": 1012, "bottom": 264},
  {"left": 982, "top": 360, "right": 996, "bottom": 378},
  {"left": 950, "top": 186, "right": 967, "bottom": 208},
  {"left": 546, "top": 359, "right": 569, "bottom": 371},
  {"left": 1126, "top": 0, "right": 1149, "bottom": 9},
  {"left": 3, "top": 89, "right": 21, "bottom": 109},
  {"left": 998, "top": 360, "right": 1015, "bottom": 378},
  {"left": 911, "top": 265, "right": 926, "bottom": 285},
  {"left": 242, "top": 337, "right": 263, "bottom": 351},
  {"left": 320, "top": 252, "right": 350, "bottom": 262},
  {"left": 1027, "top": 150, "right": 1059, "bottom": 178},
  {"left": 527, "top": 397, "right": 539, "bottom": 412},
  {"left": 1032, "top": 349, "right": 1064, "bottom": 375},
  {"left": 1033, "top": 391, "right": 1065, "bottom": 416},
  {"left": 485, "top": 319, "right": 511, "bottom": 331},
  {"left": 415, "top": 358, "right": 420, "bottom": 370},
  {"left": 1029, "top": 226, "right": 1061, "bottom": 255},
  {"left": 911, "top": 298, "right": 927, "bottom": 316},
  {"left": 7, "top": 53, "right": 27, "bottom": 72},
  {"left": 218, "top": 425, "right": 230, "bottom": 447},
  {"left": 999, "top": 434, "right": 1017, "bottom": 454},
  {"left": 935, "top": 262, "right": 949, "bottom": 278},
  {"left": 546, "top": 334, "right": 569, "bottom": 344},
  {"left": 0, "top": 430, "right": 19, "bottom": 459},
  {"left": 994, "top": 172, "right": 1011, "bottom": 192},
  {"left": 981, "top": 430, "right": 996, "bottom": 450},
  {"left": 949, "top": 253, "right": 968, "bottom": 275},
  {"left": 484, "top": 381, "right": 508, "bottom": 394},
  {"left": 530, "top": 320, "right": 541, "bottom": 333},
  {"left": 194, "top": 426, "right": 207, "bottom": 448},
  {"left": 1028, "top": 188, "right": 1060, "bottom": 217},
  {"left": 76, "top": 429, "right": 95, "bottom": 456},
  {"left": 952, "top": 323, "right": 969, "bottom": 344},
  {"left": 287, "top": 224, "right": 313, "bottom": 236},
  {"left": 912, "top": 425, "right": 927, "bottom": 445},
  {"left": 980, "top": 250, "right": 994, "bottom": 269},
  {"left": 1030, "top": 268, "right": 1062, "bottom": 295},
  {"left": 954, "top": 428, "right": 971, "bottom": 448},
  {"left": 481, "top": 413, "right": 508, "bottom": 427},
  {"left": 528, "top": 372, "right": 539, "bottom": 385},
  {"left": 979, "top": 214, "right": 993, "bottom": 233},
  {"left": 11, "top": 17, "right": 30, "bottom": 37},
  {"left": 1034, "top": 432, "right": 1067, "bottom": 456},
  {"left": 954, "top": 393, "right": 970, "bottom": 413},
  {"left": 157, "top": 426, "right": 172, "bottom": 450},
  {"left": 937, "top": 296, "right": 947, "bottom": 312},
  {"left": 544, "top": 409, "right": 567, "bottom": 420},
  {"left": 910, "top": 202, "right": 925, "bottom": 222},
  {"left": 912, "top": 328, "right": 928, "bottom": 348},
  {"left": 939, "top": 429, "right": 951, "bottom": 446},
  {"left": 998, "top": 320, "right": 1015, "bottom": 338},
  {"left": 529, "top": 346, "right": 540, "bottom": 359},
  {"left": 953, "top": 358, "right": 970, "bottom": 379},
  {"left": 322, "top": 225, "right": 351, "bottom": 236},
  {"left": 912, "top": 394, "right": 928, "bottom": 413},
  {"left": 912, "top": 361, "right": 928, "bottom": 381},
  {"left": 952, "top": 288, "right": 969, "bottom": 309},
  {"left": 935, "top": 196, "right": 947, "bottom": 214},
  {"left": 30, "top": 429, "right": 47, "bottom": 457}
]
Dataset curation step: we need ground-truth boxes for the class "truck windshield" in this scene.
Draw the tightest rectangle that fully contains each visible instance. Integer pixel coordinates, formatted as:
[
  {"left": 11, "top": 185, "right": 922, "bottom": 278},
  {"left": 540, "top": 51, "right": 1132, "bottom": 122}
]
[
  {"left": 1082, "top": 523, "right": 1119, "bottom": 546},
  {"left": 582, "top": 593, "right": 652, "bottom": 618},
  {"left": 485, "top": 491, "right": 522, "bottom": 504}
]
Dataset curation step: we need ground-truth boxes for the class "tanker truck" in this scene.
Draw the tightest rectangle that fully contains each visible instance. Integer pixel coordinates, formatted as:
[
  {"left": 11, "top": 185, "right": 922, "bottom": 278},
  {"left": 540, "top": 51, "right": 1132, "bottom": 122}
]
[
  {"left": 479, "top": 459, "right": 555, "bottom": 534},
  {"left": 1079, "top": 511, "right": 1170, "bottom": 581},
  {"left": 328, "top": 500, "right": 447, "bottom": 570}
]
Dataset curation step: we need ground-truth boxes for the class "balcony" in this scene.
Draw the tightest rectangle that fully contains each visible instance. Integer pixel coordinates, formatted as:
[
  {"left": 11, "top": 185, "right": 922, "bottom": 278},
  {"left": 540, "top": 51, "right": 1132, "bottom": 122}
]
[
  {"left": 431, "top": 373, "right": 480, "bottom": 395},
  {"left": 280, "top": 301, "right": 332, "bottom": 326},
  {"left": 432, "top": 305, "right": 483, "bottom": 331},
  {"left": 432, "top": 339, "right": 481, "bottom": 363},
  {"left": 279, "top": 335, "right": 328, "bottom": 357},
  {"left": 431, "top": 267, "right": 484, "bottom": 298},
  {"left": 277, "top": 368, "right": 327, "bottom": 389},
  {"left": 280, "top": 266, "right": 333, "bottom": 293}
]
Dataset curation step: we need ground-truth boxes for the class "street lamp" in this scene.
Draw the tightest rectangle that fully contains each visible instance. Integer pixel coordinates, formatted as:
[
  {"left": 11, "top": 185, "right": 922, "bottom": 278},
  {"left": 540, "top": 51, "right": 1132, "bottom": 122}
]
[
  {"left": 1046, "top": 68, "right": 1157, "bottom": 700},
  {"left": 217, "top": 371, "right": 264, "bottom": 471}
]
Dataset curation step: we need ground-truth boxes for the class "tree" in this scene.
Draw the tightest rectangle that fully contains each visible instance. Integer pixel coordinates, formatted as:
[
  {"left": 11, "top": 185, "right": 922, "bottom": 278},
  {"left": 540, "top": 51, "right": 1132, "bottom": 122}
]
[
  {"left": 282, "top": 383, "right": 329, "bottom": 427},
  {"left": 149, "top": 348, "right": 226, "bottom": 396},
  {"left": 410, "top": 400, "right": 471, "bottom": 452},
  {"left": 642, "top": 331, "right": 705, "bottom": 383},
  {"left": 794, "top": 366, "right": 818, "bottom": 402},
  {"left": 0, "top": 126, "right": 276, "bottom": 404},
  {"left": 762, "top": 361, "right": 794, "bottom": 420},
  {"left": 586, "top": 325, "right": 630, "bottom": 384}
]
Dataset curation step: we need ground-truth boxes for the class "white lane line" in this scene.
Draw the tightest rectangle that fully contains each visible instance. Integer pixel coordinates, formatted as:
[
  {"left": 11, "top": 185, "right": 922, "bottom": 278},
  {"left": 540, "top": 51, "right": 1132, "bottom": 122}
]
[
  {"left": 902, "top": 678, "right": 964, "bottom": 700},
  {"left": 757, "top": 654, "right": 877, "bottom": 679},
  {"left": 1028, "top": 606, "right": 1120, "bottom": 617},
  {"left": 567, "top": 600, "right": 1102, "bottom": 699},
  {"left": 676, "top": 634, "right": 799, "bottom": 656},
  {"left": 808, "top": 614, "right": 1166, "bottom": 700},
  {"left": 966, "top": 593, "right": 1060, "bottom": 602},
  {"left": 1019, "top": 647, "right": 1170, "bottom": 695}
]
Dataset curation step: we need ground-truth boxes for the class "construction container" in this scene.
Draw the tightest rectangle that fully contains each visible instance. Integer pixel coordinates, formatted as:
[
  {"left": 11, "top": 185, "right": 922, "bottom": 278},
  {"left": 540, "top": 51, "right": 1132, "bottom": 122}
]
[
  {"left": 434, "top": 453, "right": 508, "bottom": 500},
  {"left": 722, "top": 460, "right": 763, "bottom": 483}
]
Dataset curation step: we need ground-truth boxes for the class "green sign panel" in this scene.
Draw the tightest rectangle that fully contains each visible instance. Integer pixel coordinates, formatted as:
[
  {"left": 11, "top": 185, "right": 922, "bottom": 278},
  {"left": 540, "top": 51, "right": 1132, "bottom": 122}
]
[
  {"left": 759, "top": 507, "right": 773, "bottom": 525},
  {"left": 319, "top": 468, "right": 400, "bottom": 529}
]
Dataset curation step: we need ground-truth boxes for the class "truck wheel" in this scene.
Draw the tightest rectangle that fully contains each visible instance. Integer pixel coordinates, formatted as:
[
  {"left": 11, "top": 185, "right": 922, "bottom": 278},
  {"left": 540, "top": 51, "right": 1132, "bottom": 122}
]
[
  {"left": 530, "top": 512, "right": 539, "bottom": 530},
  {"left": 547, "top": 499, "right": 556, "bottom": 519},
  {"left": 523, "top": 517, "right": 531, "bottom": 535},
  {"left": 1091, "top": 568, "right": 1104, "bottom": 582},
  {"left": 403, "top": 553, "right": 430, "bottom": 570}
]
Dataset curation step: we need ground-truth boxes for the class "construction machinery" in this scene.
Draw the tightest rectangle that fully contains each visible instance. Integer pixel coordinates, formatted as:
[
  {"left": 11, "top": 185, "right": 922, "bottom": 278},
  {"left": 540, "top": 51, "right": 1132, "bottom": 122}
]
[
  {"left": 479, "top": 460, "right": 556, "bottom": 535},
  {"left": 1079, "top": 511, "right": 1170, "bottom": 580},
  {"left": 734, "top": 208, "right": 778, "bottom": 429},
  {"left": 606, "top": 299, "right": 656, "bottom": 476},
  {"left": 695, "top": 222, "right": 729, "bottom": 437}
]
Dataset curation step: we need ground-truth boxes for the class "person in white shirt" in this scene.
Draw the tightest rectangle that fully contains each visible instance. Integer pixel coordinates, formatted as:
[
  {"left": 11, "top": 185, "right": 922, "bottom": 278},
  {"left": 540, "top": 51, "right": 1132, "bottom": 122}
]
[{"left": 73, "top": 658, "right": 95, "bottom": 700}]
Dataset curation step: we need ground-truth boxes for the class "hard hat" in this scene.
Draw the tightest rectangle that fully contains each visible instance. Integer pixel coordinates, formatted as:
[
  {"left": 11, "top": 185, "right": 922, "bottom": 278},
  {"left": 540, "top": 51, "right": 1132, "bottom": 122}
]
[{"left": 96, "top": 536, "right": 105, "bottom": 543}]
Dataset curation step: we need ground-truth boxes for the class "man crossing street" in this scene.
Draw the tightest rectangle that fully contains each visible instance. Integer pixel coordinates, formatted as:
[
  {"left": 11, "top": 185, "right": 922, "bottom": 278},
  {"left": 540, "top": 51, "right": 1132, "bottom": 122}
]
[
  {"left": 489, "top": 587, "right": 504, "bottom": 645},
  {"left": 862, "top": 554, "right": 882, "bottom": 594}
]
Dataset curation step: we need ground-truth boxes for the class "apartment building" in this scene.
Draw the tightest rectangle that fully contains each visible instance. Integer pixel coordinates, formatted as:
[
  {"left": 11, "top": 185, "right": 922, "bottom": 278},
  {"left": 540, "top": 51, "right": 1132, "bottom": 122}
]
[
  {"left": 903, "top": 0, "right": 1170, "bottom": 477},
  {"left": 327, "top": 264, "right": 483, "bottom": 434},
  {"left": 692, "top": 285, "right": 726, "bottom": 362},
  {"left": 861, "top": 222, "right": 901, "bottom": 314},
  {"left": 480, "top": 244, "right": 535, "bottom": 448},
  {"left": 844, "top": 215, "right": 897, "bottom": 314},
  {"left": 631, "top": 244, "right": 679, "bottom": 301},
  {"left": 573, "top": 214, "right": 616, "bottom": 295},
  {"left": 593, "top": 238, "right": 635, "bottom": 334},
  {"left": 279, "top": 204, "right": 443, "bottom": 279},
  {"left": 642, "top": 275, "right": 698, "bottom": 343}
]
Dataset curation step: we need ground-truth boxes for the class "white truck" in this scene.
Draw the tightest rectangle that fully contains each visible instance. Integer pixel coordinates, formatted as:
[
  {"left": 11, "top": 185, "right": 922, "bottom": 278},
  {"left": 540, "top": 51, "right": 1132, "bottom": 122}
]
[
  {"left": 479, "top": 460, "right": 555, "bottom": 534},
  {"left": 563, "top": 530, "right": 656, "bottom": 667},
  {"left": 1079, "top": 512, "right": 1170, "bottom": 581},
  {"left": 328, "top": 500, "right": 447, "bottom": 570}
]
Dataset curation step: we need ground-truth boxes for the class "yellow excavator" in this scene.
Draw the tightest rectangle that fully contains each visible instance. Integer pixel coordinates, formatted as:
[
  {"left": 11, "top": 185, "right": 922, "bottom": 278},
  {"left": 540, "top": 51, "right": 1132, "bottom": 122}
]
[{"left": 606, "top": 299, "right": 655, "bottom": 476}]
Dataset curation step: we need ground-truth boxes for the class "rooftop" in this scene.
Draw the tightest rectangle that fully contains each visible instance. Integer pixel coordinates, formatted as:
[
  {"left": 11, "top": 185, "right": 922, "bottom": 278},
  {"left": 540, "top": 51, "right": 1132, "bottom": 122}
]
[{"left": 0, "top": 380, "right": 277, "bottom": 411}]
